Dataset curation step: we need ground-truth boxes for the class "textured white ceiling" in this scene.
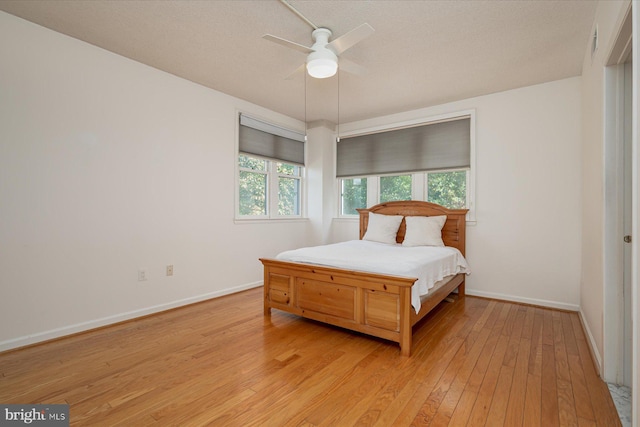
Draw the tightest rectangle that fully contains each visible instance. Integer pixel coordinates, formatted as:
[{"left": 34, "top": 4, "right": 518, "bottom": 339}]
[{"left": 0, "top": 0, "right": 597, "bottom": 124}]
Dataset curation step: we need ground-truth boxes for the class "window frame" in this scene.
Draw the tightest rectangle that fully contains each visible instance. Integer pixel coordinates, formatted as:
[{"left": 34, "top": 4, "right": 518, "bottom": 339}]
[
  {"left": 236, "top": 154, "right": 305, "bottom": 220},
  {"left": 336, "top": 110, "right": 476, "bottom": 221},
  {"left": 339, "top": 176, "right": 371, "bottom": 216},
  {"left": 338, "top": 168, "right": 471, "bottom": 218},
  {"left": 235, "top": 153, "right": 305, "bottom": 221},
  {"left": 422, "top": 167, "right": 471, "bottom": 210},
  {"left": 235, "top": 112, "right": 306, "bottom": 221},
  {"left": 273, "top": 161, "right": 303, "bottom": 218},
  {"left": 238, "top": 155, "right": 269, "bottom": 219}
]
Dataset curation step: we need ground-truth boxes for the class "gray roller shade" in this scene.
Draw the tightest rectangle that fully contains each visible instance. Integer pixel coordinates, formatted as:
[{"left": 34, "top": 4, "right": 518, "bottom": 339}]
[
  {"left": 239, "top": 114, "right": 305, "bottom": 166},
  {"left": 337, "top": 117, "right": 470, "bottom": 177}
]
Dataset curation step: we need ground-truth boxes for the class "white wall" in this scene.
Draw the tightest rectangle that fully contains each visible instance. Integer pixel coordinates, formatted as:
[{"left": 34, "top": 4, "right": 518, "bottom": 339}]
[
  {"left": 580, "top": 0, "right": 631, "bottom": 372},
  {"left": 0, "top": 12, "right": 312, "bottom": 350},
  {"left": 332, "top": 77, "right": 583, "bottom": 310}
]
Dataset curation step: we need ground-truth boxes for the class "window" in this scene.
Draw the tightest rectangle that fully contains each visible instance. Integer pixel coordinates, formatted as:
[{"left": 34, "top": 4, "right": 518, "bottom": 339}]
[
  {"left": 238, "top": 155, "right": 267, "bottom": 216},
  {"left": 339, "top": 170, "right": 469, "bottom": 215},
  {"left": 277, "top": 162, "right": 302, "bottom": 216},
  {"left": 238, "top": 155, "right": 303, "bottom": 218},
  {"left": 237, "top": 114, "right": 305, "bottom": 219},
  {"left": 426, "top": 170, "right": 467, "bottom": 209},
  {"left": 340, "top": 177, "right": 368, "bottom": 215},
  {"left": 339, "top": 174, "right": 413, "bottom": 216},
  {"left": 337, "top": 112, "right": 474, "bottom": 220},
  {"left": 380, "top": 174, "right": 412, "bottom": 203}
]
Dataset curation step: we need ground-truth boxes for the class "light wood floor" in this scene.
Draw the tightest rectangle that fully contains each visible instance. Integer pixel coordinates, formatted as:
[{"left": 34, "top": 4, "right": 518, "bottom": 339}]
[{"left": 0, "top": 288, "right": 621, "bottom": 426}]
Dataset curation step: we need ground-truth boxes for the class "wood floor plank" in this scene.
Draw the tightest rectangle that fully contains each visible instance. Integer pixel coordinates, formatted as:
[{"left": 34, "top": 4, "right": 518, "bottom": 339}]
[
  {"left": 385, "top": 303, "right": 486, "bottom": 425},
  {"left": 371, "top": 297, "right": 478, "bottom": 427},
  {"left": 445, "top": 389, "right": 478, "bottom": 427},
  {"left": 353, "top": 303, "right": 463, "bottom": 426},
  {"left": 302, "top": 349, "right": 397, "bottom": 425},
  {"left": 465, "top": 301, "right": 512, "bottom": 394},
  {"left": 502, "top": 306, "right": 526, "bottom": 368},
  {"left": 553, "top": 311, "right": 578, "bottom": 427},
  {"left": 568, "top": 352, "right": 596, "bottom": 422},
  {"left": 504, "top": 338, "right": 532, "bottom": 426},
  {"left": 218, "top": 335, "right": 379, "bottom": 425},
  {"left": 562, "top": 311, "right": 580, "bottom": 357},
  {"left": 557, "top": 378, "right": 579, "bottom": 427},
  {"left": 541, "top": 319, "right": 561, "bottom": 426},
  {"left": 521, "top": 306, "right": 536, "bottom": 340},
  {"left": 446, "top": 301, "right": 508, "bottom": 426},
  {"left": 409, "top": 314, "right": 486, "bottom": 424},
  {"left": 553, "top": 311, "right": 571, "bottom": 383},
  {"left": 0, "top": 289, "right": 622, "bottom": 427},
  {"left": 523, "top": 372, "right": 542, "bottom": 427},
  {"left": 522, "top": 308, "right": 544, "bottom": 427},
  {"left": 424, "top": 301, "right": 500, "bottom": 425},
  {"left": 484, "top": 364, "right": 515, "bottom": 425},
  {"left": 578, "top": 417, "right": 598, "bottom": 427},
  {"left": 528, "top": 309, "right": 545, "bottom": 377},
  {"left": 277, "top": 345, "right": 381, "bottom": 426},
  {"left": 571, "top": 315, "right": 622, "bottom": 427},
  {"left": 466, "top": 304, "right": 514, "bottom": 425}
]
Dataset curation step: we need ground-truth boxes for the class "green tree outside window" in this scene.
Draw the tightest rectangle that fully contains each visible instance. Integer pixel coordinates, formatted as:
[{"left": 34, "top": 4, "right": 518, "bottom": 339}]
[
  {"left": 427, "top": 171, "right": 466, "bottom": 209},
  {"left": 341, "top": 178, "right": 367, "bottom": 215},
  {"left": 380, "top": 175, "right": 412, "bottom": 203}
]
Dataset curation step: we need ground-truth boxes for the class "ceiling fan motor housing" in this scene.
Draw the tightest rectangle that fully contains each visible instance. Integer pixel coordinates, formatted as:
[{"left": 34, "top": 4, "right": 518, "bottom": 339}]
[{"left": 306, "top": 28, "right": 338, "bottom": 78}]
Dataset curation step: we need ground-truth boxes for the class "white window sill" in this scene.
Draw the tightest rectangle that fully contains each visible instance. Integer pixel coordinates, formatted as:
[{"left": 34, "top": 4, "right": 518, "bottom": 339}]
[{"left": 234, "top": 217, "right": 309, "bottom": 225}]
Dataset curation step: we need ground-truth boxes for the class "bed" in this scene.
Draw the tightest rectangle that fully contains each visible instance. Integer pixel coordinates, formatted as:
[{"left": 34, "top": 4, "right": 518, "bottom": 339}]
[{"left": 260, "top": 200, "right": 469, "bottom": 356}]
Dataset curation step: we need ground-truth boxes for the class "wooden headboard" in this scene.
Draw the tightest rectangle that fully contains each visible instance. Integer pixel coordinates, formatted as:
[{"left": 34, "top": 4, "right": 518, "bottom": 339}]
[{"left": 357, "top": 200, "right": 469, "bottom": 256}]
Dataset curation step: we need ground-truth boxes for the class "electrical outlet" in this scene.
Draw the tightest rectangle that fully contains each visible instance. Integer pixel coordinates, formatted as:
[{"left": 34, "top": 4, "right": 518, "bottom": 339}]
[
  {"left": 138, "top": 269, "right": 147, "bottom": 281},
  {"left": 166, "top": 265, "right": 173, "bottom": 276}
]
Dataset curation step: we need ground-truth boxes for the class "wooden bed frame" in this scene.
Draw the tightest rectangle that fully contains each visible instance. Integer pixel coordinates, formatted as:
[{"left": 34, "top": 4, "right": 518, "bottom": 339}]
[{"left": 260, "top": 200, "right": 468, "bottom": 356}]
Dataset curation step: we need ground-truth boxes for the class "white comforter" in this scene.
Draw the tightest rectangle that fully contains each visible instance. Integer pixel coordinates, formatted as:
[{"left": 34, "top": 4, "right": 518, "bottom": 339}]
[{"left": 276, "top": 240, "right": 470, "bottom": 314}]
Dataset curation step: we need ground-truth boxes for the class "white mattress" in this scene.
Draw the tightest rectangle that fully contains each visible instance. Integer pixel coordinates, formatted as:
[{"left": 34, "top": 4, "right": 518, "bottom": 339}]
[{"left": 276, "top": 240, "right": 470, "bottom": 314}]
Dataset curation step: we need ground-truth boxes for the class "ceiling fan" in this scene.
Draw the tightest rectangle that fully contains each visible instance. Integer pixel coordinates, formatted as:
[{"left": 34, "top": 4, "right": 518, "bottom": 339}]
[{"left": 263, "top": 1, "right": 374, "bottom": 79}]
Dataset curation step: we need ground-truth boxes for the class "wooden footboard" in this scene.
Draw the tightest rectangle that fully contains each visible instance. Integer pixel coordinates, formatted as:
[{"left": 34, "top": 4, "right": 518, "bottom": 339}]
[{"left": 261, "top": 258, "right": 464, "bottom": 356}]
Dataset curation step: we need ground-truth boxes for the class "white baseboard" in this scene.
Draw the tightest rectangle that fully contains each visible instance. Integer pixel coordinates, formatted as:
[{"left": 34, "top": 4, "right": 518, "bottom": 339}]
[
  {"left": 1, "top": 284, "right": 591, "bottom": 355},
  {"left": 578, "top": 308, "right": 603, "bottom": 377},
  {"left": 465, "top": 289, "right": 580, "bottom": 312},
  {"left": 0, "top": 281, "right": 263, "bottom": 353}
]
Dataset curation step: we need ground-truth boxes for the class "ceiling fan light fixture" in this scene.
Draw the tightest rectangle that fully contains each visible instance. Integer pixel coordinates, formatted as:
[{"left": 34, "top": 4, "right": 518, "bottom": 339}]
[{"left": 306, "top": 49, "right": 338, "bottom": 79}]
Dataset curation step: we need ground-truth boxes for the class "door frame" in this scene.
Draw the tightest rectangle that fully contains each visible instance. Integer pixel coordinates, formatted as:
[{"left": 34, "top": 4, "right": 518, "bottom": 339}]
[{"left": 603, "top": 3, "right": 633, "bottom": 385}]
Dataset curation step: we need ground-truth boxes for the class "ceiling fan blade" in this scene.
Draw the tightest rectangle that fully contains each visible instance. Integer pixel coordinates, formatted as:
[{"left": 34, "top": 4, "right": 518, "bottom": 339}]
[
  {"left": 339, "top": 58, "right": 367, "bottom": 76},
  {"left": 328, "top": 23, "right": 375, "bottom": 55},
  {"left": 263, "top": 34, "right": 313, "bottom": 54}
]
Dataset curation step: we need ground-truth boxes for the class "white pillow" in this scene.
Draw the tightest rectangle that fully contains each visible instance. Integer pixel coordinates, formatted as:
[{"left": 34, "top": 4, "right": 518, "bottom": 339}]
[
  {"left": 402, "top": 215, "right": 447, "bottom": 247},
  {"left": 363, "top": 212, "right": 403, "bottom": 244}
]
